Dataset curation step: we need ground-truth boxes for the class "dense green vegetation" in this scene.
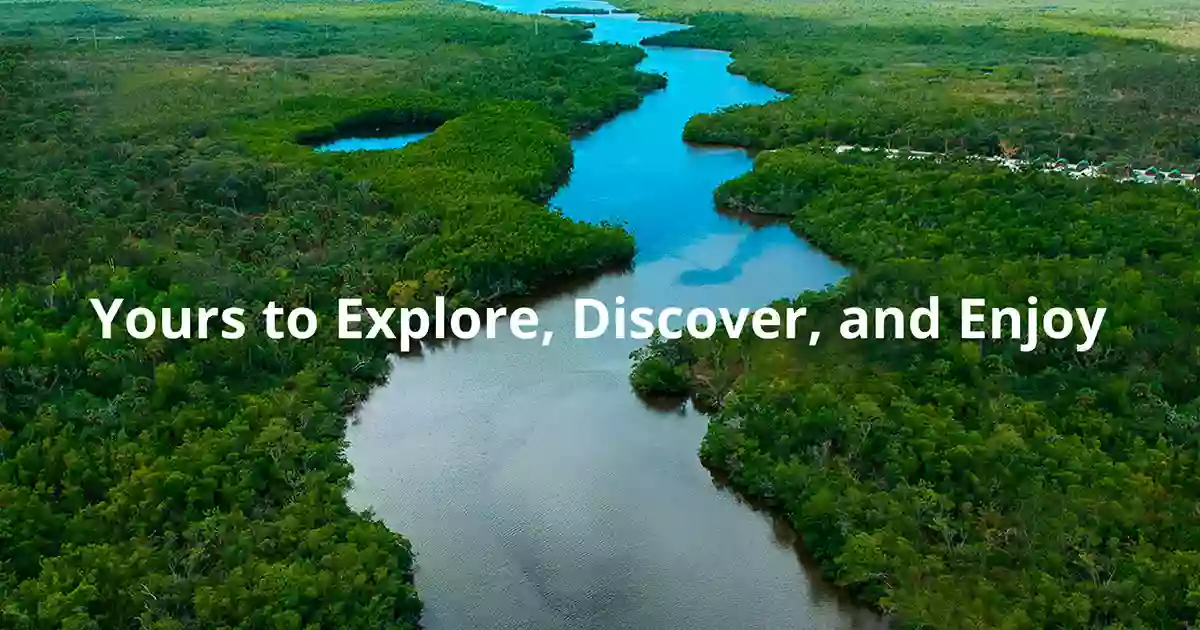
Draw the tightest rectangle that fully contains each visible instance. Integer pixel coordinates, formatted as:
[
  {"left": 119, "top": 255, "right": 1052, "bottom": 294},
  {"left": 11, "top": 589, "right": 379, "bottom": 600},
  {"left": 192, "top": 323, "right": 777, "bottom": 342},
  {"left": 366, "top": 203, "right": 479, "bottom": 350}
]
[
  {"left": 629, "top": 334, "right": 694, "bottom": 398},
  {"left": 616, "top": 3, "right": 1200, "bottom": 626},
  {"left": 1, "top": 0, "right": 661, "bottom": 626},
  {"left": 629, "top": 0, "right": 1200, "bottom": 166},
  {"left": 8, "top": 0, "right": 1200, "bottom": 627},
  {"left": 637, "top": 149, "right": 1200, "bottom": 628}
]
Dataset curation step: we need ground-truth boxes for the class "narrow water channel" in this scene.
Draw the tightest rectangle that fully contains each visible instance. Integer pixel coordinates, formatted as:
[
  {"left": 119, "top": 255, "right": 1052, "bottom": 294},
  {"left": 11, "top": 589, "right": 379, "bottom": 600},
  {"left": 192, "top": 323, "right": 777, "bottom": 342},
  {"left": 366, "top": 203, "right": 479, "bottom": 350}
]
[{"left": 343, "top": 3, "right": 884, "bottom": 628}]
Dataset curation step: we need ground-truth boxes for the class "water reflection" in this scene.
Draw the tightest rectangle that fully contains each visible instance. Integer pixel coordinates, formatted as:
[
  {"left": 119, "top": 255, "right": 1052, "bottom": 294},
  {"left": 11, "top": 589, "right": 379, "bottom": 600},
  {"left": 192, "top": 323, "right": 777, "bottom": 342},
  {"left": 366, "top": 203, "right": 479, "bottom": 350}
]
[
  {"left": 314, "top": 132, "right": 431, "bottom": 153},
  {"left": 343, "top": 2, "right": 882, "bottom": 630}
]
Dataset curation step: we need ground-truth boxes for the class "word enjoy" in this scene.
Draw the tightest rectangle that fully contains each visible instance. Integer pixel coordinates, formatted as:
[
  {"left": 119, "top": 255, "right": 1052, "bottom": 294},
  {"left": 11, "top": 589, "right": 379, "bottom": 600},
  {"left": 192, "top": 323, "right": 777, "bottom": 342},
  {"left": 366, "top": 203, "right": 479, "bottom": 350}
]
[{"left": 88, "top": 295, "right": 1109, "bottom": 352}]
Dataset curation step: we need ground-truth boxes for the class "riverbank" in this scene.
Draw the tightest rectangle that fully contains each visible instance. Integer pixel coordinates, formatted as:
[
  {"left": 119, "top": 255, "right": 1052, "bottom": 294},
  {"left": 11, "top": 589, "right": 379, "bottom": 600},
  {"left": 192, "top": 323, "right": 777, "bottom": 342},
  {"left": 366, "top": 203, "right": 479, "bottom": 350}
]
[
  {"left": 343, "top": 2, "right": 882, "bottom": 629},
  {"left": 552, "top": 2, "right": 1200, "bottom": 627},
  {"left": 621, "top": 0, "right": 1200, "bottom": 166},
  {"left": 0, "top": 2, "right": 680, "bottom": 626},
  {"left": 636, "top": 146, "right": 1200, "bottom": 628}
]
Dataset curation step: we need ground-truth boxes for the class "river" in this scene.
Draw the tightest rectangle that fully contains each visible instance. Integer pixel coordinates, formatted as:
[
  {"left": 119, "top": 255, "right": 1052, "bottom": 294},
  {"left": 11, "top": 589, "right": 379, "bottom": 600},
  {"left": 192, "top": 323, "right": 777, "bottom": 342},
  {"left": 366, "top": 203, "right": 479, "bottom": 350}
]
[{"left": 340, "top": 2, "right": 884, "bottom": 629}]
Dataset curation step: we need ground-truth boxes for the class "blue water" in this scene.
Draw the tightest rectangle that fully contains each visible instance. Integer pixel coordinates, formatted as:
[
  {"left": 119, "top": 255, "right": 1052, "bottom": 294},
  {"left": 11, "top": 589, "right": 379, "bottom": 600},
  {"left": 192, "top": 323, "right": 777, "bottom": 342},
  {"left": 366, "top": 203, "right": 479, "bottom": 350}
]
[
  {"left": 344, "top": 4, "right": 878, "bottom": 630},
  {"left": 486, "top": 3, "right": 840, "bottom": 300},
  {"left": 553, "top": 43, "right": 788, "bottom": 266},
  {"left": 315, "top": 132, "right": 431, "bottom": 153}
]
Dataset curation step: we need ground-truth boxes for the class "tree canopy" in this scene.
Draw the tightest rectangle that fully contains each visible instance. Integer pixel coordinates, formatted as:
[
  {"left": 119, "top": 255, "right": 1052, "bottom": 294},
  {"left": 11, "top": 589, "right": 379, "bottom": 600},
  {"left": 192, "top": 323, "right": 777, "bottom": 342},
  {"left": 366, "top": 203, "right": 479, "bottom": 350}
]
[
  {"left": 1, "top": 1, "right": 659, "bottom": 626},
  {"left": 639, "top": 148, "right": 1200, "bottom": 628}
]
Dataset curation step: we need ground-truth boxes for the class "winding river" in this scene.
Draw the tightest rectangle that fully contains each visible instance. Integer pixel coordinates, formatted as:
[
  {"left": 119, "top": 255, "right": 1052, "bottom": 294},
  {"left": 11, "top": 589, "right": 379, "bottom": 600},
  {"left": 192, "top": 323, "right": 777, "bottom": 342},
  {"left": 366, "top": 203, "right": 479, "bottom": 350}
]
[{"left": 341, "top": 2, "right": 884, "bottom": 628}]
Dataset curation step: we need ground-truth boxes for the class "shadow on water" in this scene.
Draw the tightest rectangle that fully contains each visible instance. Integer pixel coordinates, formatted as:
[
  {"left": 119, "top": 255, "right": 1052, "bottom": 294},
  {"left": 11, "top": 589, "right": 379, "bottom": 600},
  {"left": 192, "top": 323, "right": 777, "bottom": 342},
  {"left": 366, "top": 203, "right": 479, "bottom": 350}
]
[
  {"left": 635, "top": 392, "right": 691, "bottom": 414},
  {"left": 708, "top": 470, "right": 891, "bottom": 627},
  {"left": 339, "top": 2, "right": 885, "bottom": 630}
]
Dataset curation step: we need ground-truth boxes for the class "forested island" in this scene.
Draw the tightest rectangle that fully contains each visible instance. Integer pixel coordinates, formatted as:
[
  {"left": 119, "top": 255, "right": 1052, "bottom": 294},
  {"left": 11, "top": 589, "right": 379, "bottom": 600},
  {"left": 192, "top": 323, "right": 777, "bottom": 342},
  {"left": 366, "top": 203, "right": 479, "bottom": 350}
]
[{"left": 4, "top": 0, "right": 1200, "bottom": 628}]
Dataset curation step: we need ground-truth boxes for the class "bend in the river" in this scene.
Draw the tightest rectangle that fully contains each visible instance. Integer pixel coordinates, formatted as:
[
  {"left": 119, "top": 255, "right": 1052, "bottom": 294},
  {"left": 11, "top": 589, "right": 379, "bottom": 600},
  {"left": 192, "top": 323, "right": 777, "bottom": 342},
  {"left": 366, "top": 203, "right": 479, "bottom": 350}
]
[{"left": 341, "top": 3, "right": 885, "bottom": 629}]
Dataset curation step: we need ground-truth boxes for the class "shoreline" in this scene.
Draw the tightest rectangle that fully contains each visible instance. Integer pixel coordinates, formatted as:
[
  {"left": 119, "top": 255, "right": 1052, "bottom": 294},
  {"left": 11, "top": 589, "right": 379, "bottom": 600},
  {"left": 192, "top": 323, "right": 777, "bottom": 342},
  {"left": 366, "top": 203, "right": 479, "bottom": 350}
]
[{"left": 342, "top": 1, "right": 883, "bottom": 628}]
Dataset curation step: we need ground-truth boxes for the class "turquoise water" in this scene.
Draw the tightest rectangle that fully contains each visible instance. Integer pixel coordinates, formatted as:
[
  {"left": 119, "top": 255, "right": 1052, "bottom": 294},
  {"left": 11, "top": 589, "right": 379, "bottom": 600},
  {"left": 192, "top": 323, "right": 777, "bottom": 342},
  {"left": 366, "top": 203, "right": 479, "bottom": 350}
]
[
  {"left": 315, "top": 132, "right": 431, "bottom": 153},
  {"left": 343, "top": 4, "right": 880, "bottom": 630}
]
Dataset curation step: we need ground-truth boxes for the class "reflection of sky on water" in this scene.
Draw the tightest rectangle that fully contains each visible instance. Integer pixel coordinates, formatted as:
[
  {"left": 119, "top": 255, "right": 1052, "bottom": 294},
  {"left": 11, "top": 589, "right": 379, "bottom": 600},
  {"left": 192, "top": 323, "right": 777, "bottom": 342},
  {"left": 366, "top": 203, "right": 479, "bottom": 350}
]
[
  {"left": 315, "top": 132, "right": 431, "bottom": 152},
  {"left": 675, "top": 228, "right": 796, "bottom": 287},
  {"left": 471, "top": 0, "right": 811, "bottom": 295},
  {"left": 535, "top": 17, "right": 825, "bottom": 299},
  {"left": 343, "top": 3, "right": 879, "bottom": 630},
  {"left": 310, "top": 2, "right": 836, "bottom": 307}
]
